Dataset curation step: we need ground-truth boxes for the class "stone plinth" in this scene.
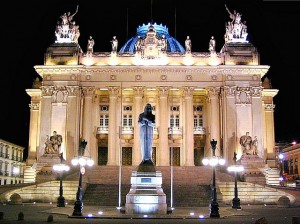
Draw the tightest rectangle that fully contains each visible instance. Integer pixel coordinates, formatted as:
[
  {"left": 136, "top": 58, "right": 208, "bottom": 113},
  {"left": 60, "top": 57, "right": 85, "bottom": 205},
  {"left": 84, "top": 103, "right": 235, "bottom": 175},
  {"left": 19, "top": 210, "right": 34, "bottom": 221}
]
[
  {"left": 238, "top": 155, "right": 266, "bottom": 184},
  {"left": 38, "top": 154, "right": 61, "bottom": 165},
  {"left": 125, "top": 163, "right": 167, "bottom": 214}
]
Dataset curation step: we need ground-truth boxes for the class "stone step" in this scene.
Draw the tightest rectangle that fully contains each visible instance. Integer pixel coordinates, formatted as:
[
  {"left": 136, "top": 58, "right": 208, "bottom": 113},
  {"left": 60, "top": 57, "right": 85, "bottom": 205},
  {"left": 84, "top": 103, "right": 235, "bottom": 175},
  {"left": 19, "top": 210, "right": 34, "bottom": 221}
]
[
  {"left": 82, "top": 184, "right": 211, "bottom": 207},
  {"left": 218, "top": 182, "right": 296, "bottom": 205}
]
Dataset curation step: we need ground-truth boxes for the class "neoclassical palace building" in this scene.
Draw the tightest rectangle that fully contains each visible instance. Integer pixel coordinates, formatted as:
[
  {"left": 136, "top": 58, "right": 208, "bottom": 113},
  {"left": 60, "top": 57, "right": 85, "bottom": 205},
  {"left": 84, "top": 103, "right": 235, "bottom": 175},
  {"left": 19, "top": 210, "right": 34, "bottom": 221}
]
[{"left": 26, "top": 6, "right": 278, "bottom": 174}]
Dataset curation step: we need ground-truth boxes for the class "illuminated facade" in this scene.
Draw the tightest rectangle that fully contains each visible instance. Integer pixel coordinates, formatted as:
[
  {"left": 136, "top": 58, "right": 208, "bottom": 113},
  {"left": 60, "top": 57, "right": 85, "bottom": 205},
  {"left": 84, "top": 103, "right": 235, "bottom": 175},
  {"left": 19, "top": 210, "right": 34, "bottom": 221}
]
[
  {"left": 0, "top": 139, "right": 25, "bottom": 185},
  {"left": 25, "top": 8, "right": 278, "bottom": 176}
]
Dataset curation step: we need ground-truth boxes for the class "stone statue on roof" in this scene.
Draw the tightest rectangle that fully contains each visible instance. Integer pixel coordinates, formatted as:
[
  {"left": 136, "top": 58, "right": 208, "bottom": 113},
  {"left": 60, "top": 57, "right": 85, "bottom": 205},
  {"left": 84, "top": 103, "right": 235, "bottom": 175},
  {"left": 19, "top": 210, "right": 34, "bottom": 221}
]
[
  {"left": 185, "top": 36, "right": 192, "bottom": 53},
  {"left": 55, "top": 5, "right": 80, "bottom": 43},
  {"left": 224, "top": 4, "right": 248, "bottom": 43},
  {"left": 111, "top": 36, "right": 118, "bottom": 53}
]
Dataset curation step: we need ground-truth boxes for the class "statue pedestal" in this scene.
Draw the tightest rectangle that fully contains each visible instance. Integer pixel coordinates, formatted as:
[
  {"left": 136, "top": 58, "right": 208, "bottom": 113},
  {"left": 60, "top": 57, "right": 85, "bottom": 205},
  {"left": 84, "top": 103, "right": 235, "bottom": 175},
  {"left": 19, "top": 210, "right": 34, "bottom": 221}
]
[
  {"left": 238, "top": 155, "right": 266, "bottom": 185},
  {"left": 38, "top": 154, "right": 61, "bottom": 165},
  {"left": 125, "top": 164, "right": 167, "bottom": 214}
]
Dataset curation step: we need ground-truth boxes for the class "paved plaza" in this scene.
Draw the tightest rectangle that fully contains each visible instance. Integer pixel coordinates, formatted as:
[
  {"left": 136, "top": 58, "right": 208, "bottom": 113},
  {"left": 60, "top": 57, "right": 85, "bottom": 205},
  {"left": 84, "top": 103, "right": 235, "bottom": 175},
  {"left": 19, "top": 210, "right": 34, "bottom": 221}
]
[{"left": 0, "top": 203, "right": 300, "bottom": 224}]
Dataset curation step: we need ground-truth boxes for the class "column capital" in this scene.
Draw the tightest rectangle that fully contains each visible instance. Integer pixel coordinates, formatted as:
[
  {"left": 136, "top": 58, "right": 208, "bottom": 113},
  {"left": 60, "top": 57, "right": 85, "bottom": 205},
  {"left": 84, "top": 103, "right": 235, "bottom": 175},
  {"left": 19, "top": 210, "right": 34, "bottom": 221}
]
[
  {"left": 108, "top": 86, "right": 120, "bottom": 97},
  {"left": 66, "top": 86, "right": 81, "bottom": 97},
  {"left": 29, "top": 102, "right": 40, "bottom": 111},
  {"left": 82, "top": 86, "right": 96, "bottom": 97},
  {"left": 264, "top": 103, "right": 275, "bottom": 112},
  {"left": 158, "top": 86, "right": 169, "bottom": 97},
  {"left": 41, "top": 86, "right": 54, "bottom": 96},
  {"left": 183, "top": 86, "right": 194, "bottom": 98},
  {"left": 52, "top": 86, "right": 68, "bottom": 103},
  {"left": 207, "top": 86, "right": 221, "bottom": 97},
  {"left": 224, "top": 86, "right": 236, "bottom": 97},
  {"left": 133, "top": 86, "right": 145, "bottom": 96},
  {"left": 251, "top": 86, "right": 263, "bottom": 98}
]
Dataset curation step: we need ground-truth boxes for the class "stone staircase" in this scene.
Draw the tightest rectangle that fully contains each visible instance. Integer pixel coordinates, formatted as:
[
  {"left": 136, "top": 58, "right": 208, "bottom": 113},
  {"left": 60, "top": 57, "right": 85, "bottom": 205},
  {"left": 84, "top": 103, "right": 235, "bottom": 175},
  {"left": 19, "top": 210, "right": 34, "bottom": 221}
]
[
  {"left": 82, "top": 166, "right": 234, "bottom": 207},
  {"left": 264, "top": 167, "right": 280, "bottom": 186}
]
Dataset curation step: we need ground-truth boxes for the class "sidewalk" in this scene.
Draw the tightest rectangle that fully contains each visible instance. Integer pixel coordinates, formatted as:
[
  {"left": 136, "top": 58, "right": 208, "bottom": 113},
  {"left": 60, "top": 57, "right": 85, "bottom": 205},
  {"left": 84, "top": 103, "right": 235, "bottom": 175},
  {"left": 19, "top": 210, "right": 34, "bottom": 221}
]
[{"left": 45, "top": 204, "right": 251, "bottom": 219}]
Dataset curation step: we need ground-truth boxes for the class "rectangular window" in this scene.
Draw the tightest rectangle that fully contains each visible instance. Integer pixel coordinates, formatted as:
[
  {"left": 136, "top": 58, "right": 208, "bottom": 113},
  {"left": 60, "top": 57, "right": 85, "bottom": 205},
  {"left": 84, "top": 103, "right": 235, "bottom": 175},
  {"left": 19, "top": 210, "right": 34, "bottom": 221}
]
[{"left": 100, "top": 115, "right": 109, "bottom": 127}]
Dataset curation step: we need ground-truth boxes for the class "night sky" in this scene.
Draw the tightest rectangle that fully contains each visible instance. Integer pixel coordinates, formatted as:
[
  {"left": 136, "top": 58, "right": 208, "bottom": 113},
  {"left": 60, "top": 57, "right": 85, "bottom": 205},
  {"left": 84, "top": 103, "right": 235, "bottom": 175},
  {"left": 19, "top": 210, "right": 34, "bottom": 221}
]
[{"left": 1, "top": 0, "right": 300, "bottom": 159}]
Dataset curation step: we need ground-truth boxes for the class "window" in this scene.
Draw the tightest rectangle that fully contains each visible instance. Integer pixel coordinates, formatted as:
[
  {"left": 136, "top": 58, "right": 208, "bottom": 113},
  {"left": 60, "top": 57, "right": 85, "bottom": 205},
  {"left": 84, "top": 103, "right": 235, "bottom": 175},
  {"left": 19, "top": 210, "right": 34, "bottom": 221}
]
[
  {"left": 123, "top": 115, "right": 132, "bottom": 127},
  {"left": 170, "top": 115, "right": 179, "bottom": 127},
  {"left": 194, "top": 115, "right": 203, "bottom": 127},
  {"left": 100, "top": 115, "right": 109, "bottom": 127}
]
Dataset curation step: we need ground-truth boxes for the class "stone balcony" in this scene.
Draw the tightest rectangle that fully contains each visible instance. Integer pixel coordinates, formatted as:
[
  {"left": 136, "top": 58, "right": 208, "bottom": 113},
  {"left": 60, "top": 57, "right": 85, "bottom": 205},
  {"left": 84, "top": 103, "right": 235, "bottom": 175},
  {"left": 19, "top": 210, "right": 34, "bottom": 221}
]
[{"left": 168, "top": 127, "right": 183, "bottom": 140}]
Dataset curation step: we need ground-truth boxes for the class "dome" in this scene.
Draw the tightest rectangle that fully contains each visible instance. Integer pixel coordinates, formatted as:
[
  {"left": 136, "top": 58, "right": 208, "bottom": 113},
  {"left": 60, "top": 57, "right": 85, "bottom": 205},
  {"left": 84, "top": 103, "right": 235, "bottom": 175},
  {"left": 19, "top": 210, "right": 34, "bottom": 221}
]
[{"left": 119, "top": 23, "right": 185, "bottom": 53}]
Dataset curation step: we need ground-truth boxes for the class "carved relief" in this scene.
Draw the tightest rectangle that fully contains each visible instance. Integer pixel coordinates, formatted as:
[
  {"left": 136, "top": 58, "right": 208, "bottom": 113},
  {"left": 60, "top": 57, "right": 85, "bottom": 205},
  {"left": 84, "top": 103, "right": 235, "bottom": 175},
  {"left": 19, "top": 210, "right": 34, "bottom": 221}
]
[
  {"left": 236, "top": 87, "right": 251, "bottom": 104},
  {"left": 135, "top": 75, "right": 142, "bottom": 81},
  {"left": 110, "top": 75, "right": 116, "bottom": 81},
  {"left": 52, "top": 86, "right": 68, "bottom": 103},
  {"left": 186, "top": 75, "right": 192, "bottom": 81},
  {"left": 161, "top": 75, "right": 167, "bottom": 81}
]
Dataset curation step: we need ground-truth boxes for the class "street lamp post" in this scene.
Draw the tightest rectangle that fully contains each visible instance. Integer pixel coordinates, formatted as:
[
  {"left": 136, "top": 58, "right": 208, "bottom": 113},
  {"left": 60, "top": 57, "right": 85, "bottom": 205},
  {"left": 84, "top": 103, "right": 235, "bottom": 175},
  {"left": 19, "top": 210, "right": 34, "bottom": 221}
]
[
  {"left": 72, "top": 139, "right": 94, "bottom": 216},
  {"left": 227, "top": 152, "right": 244, "bottom": 209},
  {"left": 278, "top": 153, "right": 284, "bottom": 186},
  {"left": 202, "top": 139, "right": 225, "bottom": 218},
  {"left": 53, "top": 153, "right": 70, "bottom": 207}
]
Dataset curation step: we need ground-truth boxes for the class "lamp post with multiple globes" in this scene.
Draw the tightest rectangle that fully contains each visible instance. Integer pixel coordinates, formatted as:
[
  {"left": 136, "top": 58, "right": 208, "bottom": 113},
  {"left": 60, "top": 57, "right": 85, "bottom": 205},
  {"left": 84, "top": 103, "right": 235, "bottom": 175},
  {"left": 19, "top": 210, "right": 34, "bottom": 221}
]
[
  {"left": 53, "top": 153, "right": 70, "bottom": 207},
  {"left": 71, "top": 139, "right": 94, "bottom": 216},
  {"left": 227, "top": 152, "right": 244, "bottom": 209},
  {"left": 202, "top": 139, "right": 225, "bottom": 218}
]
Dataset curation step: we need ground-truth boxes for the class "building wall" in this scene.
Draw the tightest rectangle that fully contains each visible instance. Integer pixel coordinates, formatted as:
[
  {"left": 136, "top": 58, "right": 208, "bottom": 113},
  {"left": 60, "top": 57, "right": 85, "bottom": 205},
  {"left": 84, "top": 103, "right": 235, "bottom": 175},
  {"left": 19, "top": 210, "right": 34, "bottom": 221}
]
[{"left": 0, "top": 139, "right": 26, "bottom": 185}]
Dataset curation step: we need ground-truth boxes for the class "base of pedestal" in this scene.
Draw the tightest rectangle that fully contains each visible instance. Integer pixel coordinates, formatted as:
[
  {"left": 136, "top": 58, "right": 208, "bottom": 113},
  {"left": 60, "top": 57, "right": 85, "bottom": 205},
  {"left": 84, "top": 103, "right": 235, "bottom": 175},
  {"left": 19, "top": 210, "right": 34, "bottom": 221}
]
[{"left": 125, "top": 164, "right": 167, "bottom": 214}]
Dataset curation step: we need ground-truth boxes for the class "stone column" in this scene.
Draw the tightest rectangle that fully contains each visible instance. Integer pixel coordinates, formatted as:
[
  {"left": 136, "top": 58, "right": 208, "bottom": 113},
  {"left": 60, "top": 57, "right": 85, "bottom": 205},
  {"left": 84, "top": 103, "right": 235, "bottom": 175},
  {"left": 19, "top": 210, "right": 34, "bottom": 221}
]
[
  {"left": 264, "top": 103, "right": 276, "bottom": 161},
  {"left": 82, "top": 87, "right": 96, "bottom": 162},
  {"left": 26, "top": 88, "right": 41, "bottom": 165},
  {"left": 223, "top": 86, "right": 237, "bottom": 164},
  {"left": 107, "top": 87, "right": 120, "bottom": 165},
  {"left": 183, "top": 87, "right": 195, "bottom": 166},
  {"left": 207, "top": 87, "right": 220, "bottom": 156},
  {"left": 38, "top": 86, "right": 54, "bottom": 160},
  {"left": 133, "top": 87, "right": 144, "bottom": 165},
  {"left": 158, "top": 87, "right": 169, "bottom": 166},
  {"left": 66, "top": 86, "right": 81, "bottom": 162},
  {"left": 252, "top": 87, "right": 264, "bottom": 159}
]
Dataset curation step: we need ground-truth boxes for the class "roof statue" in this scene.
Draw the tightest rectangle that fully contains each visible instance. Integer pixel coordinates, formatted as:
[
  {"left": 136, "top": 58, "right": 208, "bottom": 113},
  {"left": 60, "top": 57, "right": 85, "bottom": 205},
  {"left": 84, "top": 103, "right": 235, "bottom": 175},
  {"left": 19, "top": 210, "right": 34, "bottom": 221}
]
[
  {"left": 224, "top": 4, "right": 248, "bottom": 43},
  {"left": 55, "top": 5, "right": 80, "bottom": 43}
]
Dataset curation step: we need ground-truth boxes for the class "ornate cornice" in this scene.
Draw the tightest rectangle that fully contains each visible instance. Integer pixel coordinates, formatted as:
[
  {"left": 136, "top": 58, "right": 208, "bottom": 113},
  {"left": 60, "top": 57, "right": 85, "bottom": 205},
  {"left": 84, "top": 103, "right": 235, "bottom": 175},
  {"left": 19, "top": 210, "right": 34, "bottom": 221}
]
[
  {"left": 34, "top": 65, "right": 270, "bottom": 76},
  {"left": 264, "top": 103, "right": 275, "bottom": 112}
]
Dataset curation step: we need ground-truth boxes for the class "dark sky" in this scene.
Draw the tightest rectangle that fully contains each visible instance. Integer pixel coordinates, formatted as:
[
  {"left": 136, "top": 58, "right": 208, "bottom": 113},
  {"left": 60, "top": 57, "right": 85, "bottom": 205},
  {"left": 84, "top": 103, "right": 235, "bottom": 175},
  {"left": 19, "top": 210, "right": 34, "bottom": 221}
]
[{"left": 1, "top": 0, "right": 300, "bottom": 159}]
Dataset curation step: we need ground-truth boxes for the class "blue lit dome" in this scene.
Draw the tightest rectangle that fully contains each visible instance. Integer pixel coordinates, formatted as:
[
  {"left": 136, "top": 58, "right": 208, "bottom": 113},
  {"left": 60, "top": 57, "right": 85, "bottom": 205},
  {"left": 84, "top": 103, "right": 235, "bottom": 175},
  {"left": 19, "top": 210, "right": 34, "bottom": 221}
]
[{"left": 119, "top": 23, "right": 185, "bottom": 53}]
